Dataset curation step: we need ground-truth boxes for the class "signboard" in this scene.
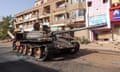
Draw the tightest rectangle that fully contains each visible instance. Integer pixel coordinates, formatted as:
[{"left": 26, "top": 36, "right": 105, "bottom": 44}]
[
  {"left": 111, "top": 9, "right": 120, "bottom": 21},
  {"left": 89, "top": 14, "right": 107, "bottom": 26}
]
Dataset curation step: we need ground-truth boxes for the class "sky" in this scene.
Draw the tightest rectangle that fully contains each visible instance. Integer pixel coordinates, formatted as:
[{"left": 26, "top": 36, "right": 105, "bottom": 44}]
[{"left": 0, "top": 0, "right": 35, "bottom": 18}]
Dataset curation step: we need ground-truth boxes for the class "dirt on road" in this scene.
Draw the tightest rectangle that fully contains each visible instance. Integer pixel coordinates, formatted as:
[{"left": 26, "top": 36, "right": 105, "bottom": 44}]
[{"left": 81, "top": 41, "right": 120, "bottom": 51}]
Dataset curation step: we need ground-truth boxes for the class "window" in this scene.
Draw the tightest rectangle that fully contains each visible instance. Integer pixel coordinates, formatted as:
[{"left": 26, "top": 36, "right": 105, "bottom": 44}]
[
  {"left": 65, "top": 0, "right": 68, "bottom": 2},
  {"left": 88, "top": 1, "right": 92, "bottom": 7},
  {"left": 55, "top": 14, "right": 65, "bottom": 21},
  {"left": 66, "top": 12, "right": 70, "bottom": 19},
  {"left": 79, "top": 10, "right": 85, "bottom": 16},
  {"left": 43, "top": 6, "right": 50, "bottom": 14},
  {"left": 79, "top": 0, "right": 85, "bottom": 2},
  {"left": 72, "top": 9, "right": 85, "bottom": 18},
  {"left": 56, "top": 1, "right": 66, "bottom": 8},
  {"left": 103, "top": 0, "right": 108, "bottom": 3},
  {"left": 71, "top": 0, "right": 78, "bottom": 4},
  {"left": 71, "top": 0, "right": 85, "bottom": 4}
]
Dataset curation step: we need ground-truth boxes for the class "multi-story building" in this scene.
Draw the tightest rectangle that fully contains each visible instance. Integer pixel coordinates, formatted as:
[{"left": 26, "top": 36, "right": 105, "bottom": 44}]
[
  {"left": 110, "top": 0, "right": 120, "bottom": 41},
  {"left": 14, "top": 0, "right": 88, "bottom": 39},
  {"left": 86, "top": 0, "right": 111, "bottom": 41},
  {"left": 14, "top": 2, "right": 39, "bottom": 31},
  {"left": 37, "top": 0, "right": 88, "bottom": 38}
]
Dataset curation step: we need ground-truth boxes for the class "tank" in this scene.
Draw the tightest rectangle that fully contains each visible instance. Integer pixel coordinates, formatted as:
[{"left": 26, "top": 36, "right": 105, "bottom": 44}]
[{"left": 13, "top": 22, "right": 105, "bottom": 61}]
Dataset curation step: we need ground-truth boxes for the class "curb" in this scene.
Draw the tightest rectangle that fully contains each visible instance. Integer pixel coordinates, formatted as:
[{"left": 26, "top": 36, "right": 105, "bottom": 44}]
[
  {"left": 0, "top": 40, "right": 12, "bottom": 43},
  {"left": 84, "top": 48, "right": 120, "bottom": 56}
]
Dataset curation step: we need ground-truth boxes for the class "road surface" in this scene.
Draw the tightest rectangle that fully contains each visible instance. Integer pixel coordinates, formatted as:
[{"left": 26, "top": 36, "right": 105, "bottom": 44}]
[{"left": 0, "top": 42, "right": 120, "bottom": 72}]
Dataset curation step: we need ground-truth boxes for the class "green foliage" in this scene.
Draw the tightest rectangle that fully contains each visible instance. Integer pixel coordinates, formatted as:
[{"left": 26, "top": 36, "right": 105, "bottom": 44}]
[
  {"left": 0, "top": 31, "right": 3, "bottom": 37},
  {"left": 79, "top": 36, "right": 90, "bottom": 44},
  {"left": 0, "top": 15, "right": 14, "bottom": 40}
]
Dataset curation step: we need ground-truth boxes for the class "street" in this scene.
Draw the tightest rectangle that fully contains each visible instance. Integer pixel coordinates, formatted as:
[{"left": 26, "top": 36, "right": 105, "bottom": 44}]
[{"left": 0, "top": 42, "right": 120, "bottom": 72}]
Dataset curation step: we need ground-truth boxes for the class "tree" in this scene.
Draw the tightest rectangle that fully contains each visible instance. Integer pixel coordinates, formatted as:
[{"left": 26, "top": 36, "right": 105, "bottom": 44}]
[{"left": 0, "top": 15, "right": 14, "bottom": 40}]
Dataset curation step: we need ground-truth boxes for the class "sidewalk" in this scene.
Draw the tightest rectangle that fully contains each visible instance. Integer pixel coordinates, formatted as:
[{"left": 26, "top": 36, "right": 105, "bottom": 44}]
[
  {"left": 0, "top": 39, "right": 12, "bottom": 43},
  {"left": 0, "top": 40, "right": 12, "bottom": 47},
  {"left": 81, "top": 41, "right": 120, "bottom": 52},
  {"left": 74, "top": 41, "right": 120, "bottom": 68}
]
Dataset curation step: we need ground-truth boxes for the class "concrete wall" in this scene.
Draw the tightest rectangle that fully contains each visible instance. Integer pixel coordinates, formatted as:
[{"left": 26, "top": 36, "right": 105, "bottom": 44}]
[{"left": 74, "top": 30, "right": 89, "bottom": 39}]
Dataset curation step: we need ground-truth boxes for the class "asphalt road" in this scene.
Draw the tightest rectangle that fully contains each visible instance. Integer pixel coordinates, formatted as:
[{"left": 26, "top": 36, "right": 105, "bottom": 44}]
[{"left": 0, "top": 44, "right": 120, "bottom": 72}]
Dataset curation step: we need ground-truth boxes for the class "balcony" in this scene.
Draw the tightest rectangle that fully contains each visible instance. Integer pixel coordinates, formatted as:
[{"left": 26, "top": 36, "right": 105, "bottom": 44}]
[
  {"left": 15, "top": 18, "right": 24, "bottom": 24},
  {"left": 40, "top": 17, "right": 50, "bottom": 25},
  {"left": 15, "top": 7, "right": 39, "bottom": 17},
  {"left": 42, "top": 22, "right": 50, "bottom": 26},
  {"left": 53, "top": 14, "right": 66, "bottom": 24},
  {"left": 71, "top": 16, "right": 85, "bottom": 22},
  {"left": 42, "top": 0, "right": 53, "bottom": 7},
  {"left": 56, "top": 0, "right": 66, "bottom": 8},
  {"left": 53, "top": 19, "right": 66, "bottom": 24},
  {"left": 54, "top": 0, "right": 66, "bottom": 12},
  {"left": 23, "top": 24, "right": 34, "bottom": 31},
  {"left": 43, "top": 5, "right": 50, "bottom": 15}
]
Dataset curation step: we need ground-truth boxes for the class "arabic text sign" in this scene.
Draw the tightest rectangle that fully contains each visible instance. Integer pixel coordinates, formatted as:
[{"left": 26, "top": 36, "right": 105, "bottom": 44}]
[{"left": 89, "top": 14, "right": 107, "bottom": 26}]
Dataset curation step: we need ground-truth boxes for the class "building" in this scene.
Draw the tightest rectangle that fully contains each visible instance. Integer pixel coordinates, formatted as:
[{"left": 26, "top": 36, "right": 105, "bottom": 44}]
[
  {"left": 110, "top": 0, "right": 120, "bottom": 41},
  {"left": 14, "top": 2, "right": 39, "bottom": 31},
  {"left": 86, "top": 0, "right": 111, "bottom": 41},
  {"left": 14, "top": 0, "right": 89, "bottom": 39}
]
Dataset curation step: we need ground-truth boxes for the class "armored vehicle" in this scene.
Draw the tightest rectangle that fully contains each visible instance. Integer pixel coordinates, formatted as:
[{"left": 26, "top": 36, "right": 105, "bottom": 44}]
[
  {"left": 13, "top": 23, "right": 80, "bottom": 61},
  {"left": 13, "top": 22, "right": 106, "bottom": 61}
]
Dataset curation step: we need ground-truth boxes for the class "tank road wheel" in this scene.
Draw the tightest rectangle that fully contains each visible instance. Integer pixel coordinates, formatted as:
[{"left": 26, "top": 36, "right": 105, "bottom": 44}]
[
  {"left": 33, "top": 47, "right": 41, "bottom": 59},
  {"left": 71, "top": 42, "right": 80, "bottom": 54},
  {"left": 13, "top": 41, "right": 16, "bottom": 50},
  {"left": 18, "top": 45, "right": 23, "bottom": 53},
  {"left": 22, "top": 45, "right": 27, "bottom": 55},
  {"left": 39, "top": 47, "right": 49, "bottom": 61},
  {"left": 15, "top": 41, "right": 20, "bottom": 52},
  {"left": 34, "top": 47, "right": 49, "bottom": 61},
  {"left": 15, "top": 46, "right": 19, "bottom": 52},
  {"left": 27, "top": 45, "right": 32, "bottom": 56}
]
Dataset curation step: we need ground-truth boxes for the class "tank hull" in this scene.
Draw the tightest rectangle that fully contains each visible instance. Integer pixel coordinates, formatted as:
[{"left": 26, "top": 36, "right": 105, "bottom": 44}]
[{"left": 13, "top": 36, "right": 80, "bottom": 61}]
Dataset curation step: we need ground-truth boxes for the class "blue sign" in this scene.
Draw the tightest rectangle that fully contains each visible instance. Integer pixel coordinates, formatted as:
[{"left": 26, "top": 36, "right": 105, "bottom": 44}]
[
  {"left": 89, "top": 14, "right": 107, "bottom": 26},
  {"left": 112, "top": 9, "right": 120, "bottom": 20}
]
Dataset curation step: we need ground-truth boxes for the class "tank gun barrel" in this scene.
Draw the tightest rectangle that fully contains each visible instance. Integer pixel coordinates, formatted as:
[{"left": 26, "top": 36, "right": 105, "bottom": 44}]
[{"left": 52, "top": 24, "right": 106, "bottom": 35}]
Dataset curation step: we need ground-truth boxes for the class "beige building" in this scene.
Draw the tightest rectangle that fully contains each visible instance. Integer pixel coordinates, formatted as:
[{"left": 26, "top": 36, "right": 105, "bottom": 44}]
[
  {"left": 14, "top": 6, "right": 39, "bottom": 31},
  {"left": 14, "top": 0, "right": 88, "bottom": 39}
]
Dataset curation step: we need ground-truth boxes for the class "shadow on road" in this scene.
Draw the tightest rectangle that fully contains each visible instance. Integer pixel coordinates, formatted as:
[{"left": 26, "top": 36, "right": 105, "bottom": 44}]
[
  {"left": 79, "top": 49, "right": 98, "bottom": 56},
  {"left": 49, "top": 49, "right": 98, "bottom": 61},
  {"left": 0, "top": 60, "right": 59, "bottom": 72}
]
